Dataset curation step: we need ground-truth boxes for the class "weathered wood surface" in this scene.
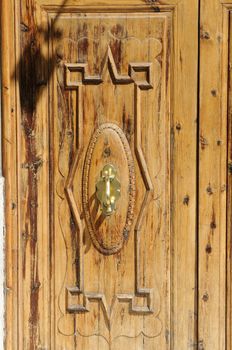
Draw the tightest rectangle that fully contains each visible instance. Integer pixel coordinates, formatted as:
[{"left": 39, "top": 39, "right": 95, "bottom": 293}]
[
  {"left": 2, "top": 0, "right": 199, "bottom": 349},
  {"left": 1, "top": 1, "right": 19, "bottom": 349},
  {"left": 199, "top": 1, "right": 231, "bottom": 349}
]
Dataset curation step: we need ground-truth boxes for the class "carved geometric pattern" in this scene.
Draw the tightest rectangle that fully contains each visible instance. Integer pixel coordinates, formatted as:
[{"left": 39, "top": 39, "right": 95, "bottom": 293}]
[
  {"left": 65, "top": 86, "right": 84, "bottom": 292},
  {"left": 82, "top": 123, "right": 136, "bottom": 255},
  {"left": 65, "top": 46, "right": 154, "bottom": 324},
  {"left": 134, "top": 84, "right": 154, "bottom": 305},
  {"left": 65, "top": 46, "right": 153, "bottom": 90},
  {"left": 66, "top": 286, "right": 154, "bottom": 328}
]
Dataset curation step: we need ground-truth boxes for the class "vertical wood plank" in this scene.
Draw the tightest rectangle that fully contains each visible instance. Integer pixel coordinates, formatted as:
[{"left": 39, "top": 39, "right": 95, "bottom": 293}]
[
  {"left": 227, "top": 9, "right": 232, "bottom": 350},
  {"left": 1, "top": 0, "right": 18, "bottom": 349},
  {"left": 199, "top": 1, "right": 228, "bottom": 349},
  {"left": 17, "top": 1, "right": 51, "bottom": 349},
  {"left": 171, "top": 1, "right": 198, "bottom": 348}
]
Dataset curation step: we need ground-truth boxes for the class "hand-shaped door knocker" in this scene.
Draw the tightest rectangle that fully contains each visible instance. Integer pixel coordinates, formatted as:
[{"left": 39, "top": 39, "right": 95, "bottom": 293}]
[{"left": 96, "top": 164, "right": 121, "bottom": 216}]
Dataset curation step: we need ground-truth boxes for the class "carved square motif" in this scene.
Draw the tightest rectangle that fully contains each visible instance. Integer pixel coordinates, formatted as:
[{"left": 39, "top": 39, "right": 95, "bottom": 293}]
[
  {"left": 66, "top": 287, "right": 86, "bottom": 313},
  {"left": 129, "top": 63, "right": 153, "bottom": 90}
]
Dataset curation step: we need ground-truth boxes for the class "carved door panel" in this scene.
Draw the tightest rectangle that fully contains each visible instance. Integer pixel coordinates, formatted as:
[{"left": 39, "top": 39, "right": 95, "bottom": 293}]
[
  {"left": 54, "top": 12, "right": 169, "bottom": 349},
  {"left": 2, "top": 0, "right": 198, "bottom": 349}
]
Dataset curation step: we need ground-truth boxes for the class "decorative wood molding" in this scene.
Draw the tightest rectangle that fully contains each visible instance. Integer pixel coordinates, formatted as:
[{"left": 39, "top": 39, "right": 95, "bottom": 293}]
[
  {"left": 134, "top": 83, "right": 154, "bottom": 308},
  {"left": 66, "top": 286, "right": 153, "bottom": 329},
  {"left": 39, "top": 1, "right": 178, "bottom": 11},
  {"left": 64, "top": 46, "right": 154, "bottom": 329},
  {"left": 65, "top": 86, "right": 84, "bottom": 291},
  {"left": 65, "top": 46, "right": 153, "bottom": 89},
  {"left": 82, "top": 123, "right": 136, "bottom": 255}
]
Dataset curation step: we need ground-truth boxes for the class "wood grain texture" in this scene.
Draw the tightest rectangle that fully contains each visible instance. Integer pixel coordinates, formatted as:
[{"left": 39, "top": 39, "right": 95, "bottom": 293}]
[
  {"left": 51, "top": 11, "right": 169, "bottom": 349},
  {"left": 171, "top": 1, "right": 198, "bottom": 348},
  {"left": 199, "top": 1, "right": 229, "bottom": 349},
  {"left": 1, "top": 0, "right": 19, "bottom": 349},
  {"left": 18, "top": 1, "right": 51, "bottom": 349},
  {"left": 228, "top": 11, "right": 232, "bottom": 350}
]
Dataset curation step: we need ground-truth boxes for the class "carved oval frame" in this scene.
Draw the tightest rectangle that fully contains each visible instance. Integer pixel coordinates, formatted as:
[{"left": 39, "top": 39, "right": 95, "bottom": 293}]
[{"left": 82, "top": 123, "right": 136, "bottom": 255}]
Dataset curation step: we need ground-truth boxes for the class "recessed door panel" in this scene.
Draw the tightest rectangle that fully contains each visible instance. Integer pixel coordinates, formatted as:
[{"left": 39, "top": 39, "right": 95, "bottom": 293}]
[{"left": 52, "top": 12, "right": 171, "bottom": 349}]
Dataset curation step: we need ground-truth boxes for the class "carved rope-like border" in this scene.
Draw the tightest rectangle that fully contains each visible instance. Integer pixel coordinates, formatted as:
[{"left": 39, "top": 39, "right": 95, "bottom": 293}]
[{"left": 82, "top": 122, "right": 136, "bottom": 255}]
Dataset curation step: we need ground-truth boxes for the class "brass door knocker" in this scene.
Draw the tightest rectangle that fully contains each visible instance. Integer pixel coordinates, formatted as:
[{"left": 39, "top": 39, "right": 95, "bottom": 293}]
[{"left": 96, "top": 164, "right": 121, "bottom": 216}]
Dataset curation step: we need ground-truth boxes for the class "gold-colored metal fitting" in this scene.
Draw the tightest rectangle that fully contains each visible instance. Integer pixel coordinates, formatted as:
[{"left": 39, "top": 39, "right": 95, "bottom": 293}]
[{"left": 96, "top": 164, "right": 121, "bottom": 216}]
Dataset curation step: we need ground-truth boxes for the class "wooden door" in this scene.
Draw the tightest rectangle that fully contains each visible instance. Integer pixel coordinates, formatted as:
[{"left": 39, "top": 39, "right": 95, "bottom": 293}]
[{"left": 1, "top": 0, "right": 198, "bottom": 349}]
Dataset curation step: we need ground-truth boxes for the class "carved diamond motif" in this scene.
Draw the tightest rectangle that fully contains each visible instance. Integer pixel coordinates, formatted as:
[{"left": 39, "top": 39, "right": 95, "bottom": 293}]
[{"left": 64, "top": 46, "right": 154, "bottom": 325}]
